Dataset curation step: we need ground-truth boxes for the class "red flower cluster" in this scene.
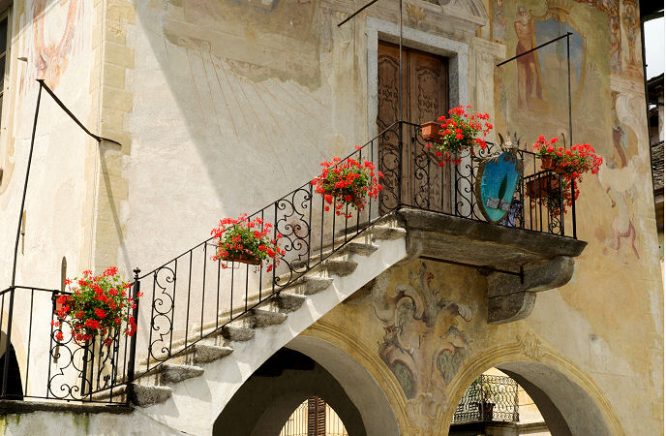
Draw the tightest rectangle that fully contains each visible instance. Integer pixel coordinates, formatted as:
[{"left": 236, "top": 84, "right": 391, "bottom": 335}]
[
  {"left": 425, "top": 105, "right": 493, "bottom": 166},
  {"left": 211, "top": 214, "right": 285, "bottom": 272},
  {"left": 311, "top": 151, "right": 383, "bottom": 219},
  {"left": 532, "top": 136, "right": 603, "bottom": 214},
  {"left": 53, "top": 267, "right": 140, "bottom": 346}
]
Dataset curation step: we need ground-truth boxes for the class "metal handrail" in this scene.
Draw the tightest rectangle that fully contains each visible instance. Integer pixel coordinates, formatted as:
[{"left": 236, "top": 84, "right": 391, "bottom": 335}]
[{"left": 1, "top": 121, "right": 578, "bottom": 406}]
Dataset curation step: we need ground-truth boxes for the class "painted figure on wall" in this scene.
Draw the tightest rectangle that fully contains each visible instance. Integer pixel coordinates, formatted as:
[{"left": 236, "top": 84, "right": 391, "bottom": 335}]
[
  {"left": 514, "top": 6, "right": 543, "bottom": 107},
  {"left": 492, "top": 0, "right": 507, "bottom": 42}
]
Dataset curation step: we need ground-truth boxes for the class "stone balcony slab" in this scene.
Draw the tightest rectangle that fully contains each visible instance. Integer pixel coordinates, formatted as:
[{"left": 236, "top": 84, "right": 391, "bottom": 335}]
[{"left": 397, "top": 208, "right": 588, "bottom": 324}]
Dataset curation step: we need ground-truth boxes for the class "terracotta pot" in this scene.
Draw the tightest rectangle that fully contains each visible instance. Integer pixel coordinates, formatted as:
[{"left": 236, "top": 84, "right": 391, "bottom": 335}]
[
  {"left": 540, "top": 157, "right": 558, "bottom": 172},
  {"left": 53, "top": 293, "right": 69, "bottom": 314},
  {"left": 526, "top": 173, "right": 560, "bottom": 199},
  {"left": 220, "top": 253, "right": 262, "bottom": 265},
  {"left": 420, "top": 121, "right": 442, "bottom": 142}
]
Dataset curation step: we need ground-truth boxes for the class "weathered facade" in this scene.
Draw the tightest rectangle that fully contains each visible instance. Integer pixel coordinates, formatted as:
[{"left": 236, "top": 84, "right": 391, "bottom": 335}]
[{"left": 0, "top": 0, "right": 661, "bottom": 435}]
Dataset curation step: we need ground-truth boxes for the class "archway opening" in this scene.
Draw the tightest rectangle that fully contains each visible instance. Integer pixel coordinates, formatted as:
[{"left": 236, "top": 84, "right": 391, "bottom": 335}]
[
  {"left": 450, "top": 368, "right": 551, "bottom": 436},
  {"left": 447, "top": 359, "right": 616, "bottom": 436},
  {"left": 280, "top": 396, "right": 349, "bottom": 436},
  {"left": 213, "top": 348, "right": 364, "bottom": 436}
]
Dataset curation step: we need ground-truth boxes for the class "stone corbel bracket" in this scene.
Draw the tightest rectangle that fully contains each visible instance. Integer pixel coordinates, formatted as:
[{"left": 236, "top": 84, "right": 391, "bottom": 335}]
[
  {"left": 487, "top": 256, "right": 574, "bottom": 324},
  {"left": 396, "top": 208, "right": 587, "bottom": 324}
]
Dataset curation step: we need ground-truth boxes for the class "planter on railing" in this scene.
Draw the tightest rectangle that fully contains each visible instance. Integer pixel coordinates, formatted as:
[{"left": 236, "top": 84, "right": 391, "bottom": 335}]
[
  {"left": 420, "top": 121, "right": 442, "bottom": 142},
  {"left": 422, "top": 106, "right": 493, "bottom": 166},
  {"left": 525, "top": 173, "right": 560, "bottom": 199},
  {"left": 211, "top": 215, "right": 285, "bottom": 271}
]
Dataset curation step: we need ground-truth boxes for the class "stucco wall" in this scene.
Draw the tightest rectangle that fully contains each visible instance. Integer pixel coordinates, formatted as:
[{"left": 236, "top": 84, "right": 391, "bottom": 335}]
[{"left": 0, "top": 0, "right": 103, "bottom": 397}]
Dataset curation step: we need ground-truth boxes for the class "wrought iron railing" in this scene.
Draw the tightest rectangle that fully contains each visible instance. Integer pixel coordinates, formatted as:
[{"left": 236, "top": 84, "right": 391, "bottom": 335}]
[
  {"left": 453, "top": 374, "right": 519, "bottom": 424},
  {"left": 0, "top": 281, "right": 140, "bottom": 405},
  {"left": 651, "top": 140, "right": 664, "bottom": 193},
  {"left": 1, "top": 121, "right": 577, "bottom": 406}
]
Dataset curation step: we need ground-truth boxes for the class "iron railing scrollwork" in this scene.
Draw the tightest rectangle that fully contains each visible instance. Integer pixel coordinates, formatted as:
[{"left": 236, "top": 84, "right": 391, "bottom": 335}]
[
  {"left": 0, "top": 283, "right": 140, "bottom": 405},
  {"left": 453, "top": 374, "right": 520, "bottom": 424},
  {"left": 1, "top": 121, "right": 578, "bottom": 406}
]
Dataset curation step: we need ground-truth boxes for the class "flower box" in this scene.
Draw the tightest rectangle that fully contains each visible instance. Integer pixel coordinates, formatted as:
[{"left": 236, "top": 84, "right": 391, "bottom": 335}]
[
  {"left": 540, "top": 157, "right": 557, "bottom": 172},
  {"left": 311, "top": 153, "right": 382, "bottom": 218},
  {"left": 53, "top": 293, "right": 69, "bottom": 314},
  {"left": 526, "top": 173, "right": 560, "bottom": 199},
  {"left": 424, "top": 106, "right": 493, "bottom": 166},
  {"left": 211, "top": 215, "right": 284, "bottom": 272},
  {"left": 219, "top": 253, "right": 262, "bottom": 265},
  {"left": 420, "top": 121, "right": 442, "bottom": 142},
  {"left": 53, "top": 267, "right": 139, "bottom": 347}
]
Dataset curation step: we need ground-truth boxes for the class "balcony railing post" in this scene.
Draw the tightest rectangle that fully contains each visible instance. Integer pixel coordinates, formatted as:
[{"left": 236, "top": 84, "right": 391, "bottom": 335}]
[
  {"left": 398, "top": 121, "right": 404, "bottom": 208},
  {"left": 0, "top": 286, "right": 15, "bottom": 398},
  {"left": 126, "top": 268, "right": 141, "bottom": 403},
  {"left": 571, "top": 180, "right": 577, "bottom": 238}
]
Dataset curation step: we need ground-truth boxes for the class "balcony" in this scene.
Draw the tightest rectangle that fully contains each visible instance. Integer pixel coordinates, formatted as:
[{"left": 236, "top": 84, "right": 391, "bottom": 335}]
[{"left": 450, "top": 374, "right": 519, "bottom": 435}]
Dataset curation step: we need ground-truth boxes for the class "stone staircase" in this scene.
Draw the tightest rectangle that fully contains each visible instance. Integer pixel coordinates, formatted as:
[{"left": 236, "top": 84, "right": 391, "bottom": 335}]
[{"left": 126, "top": 220, "right": 407, "bottom": 435}]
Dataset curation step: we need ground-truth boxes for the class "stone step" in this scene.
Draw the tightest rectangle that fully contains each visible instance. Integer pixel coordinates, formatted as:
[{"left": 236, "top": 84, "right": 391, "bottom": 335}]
[
  {"left": 159, "top": 363, "right": 205, "bottom": 384},
  {"left": 276, "top": 292, "right": 307, "bottom": 313},
  {"left": 302, "top": 276, "right": 334, "bottom": 295},
  {"left": 371, "top": 225, "right": 407, "bottom": 240},
  {"left": 222, "top": 322, "right": 255, "bottom": 342},
  {"left": 289, "top": 239, "right": 378, "bottom": 270},
  {"left": 250, "top": 308, "right": 288, "bottom": 327},
  {"left": 191, "top": 343, "right": 234, "bottom": 364},
  {"left": 321, "top": 258, "right": 358, "bottom": 277},
  {"left": 344, "top": 241, "right": 379, "bottom": 256},
  {"left": 129, "top": 384, "right": 173, "bottom": 408}
]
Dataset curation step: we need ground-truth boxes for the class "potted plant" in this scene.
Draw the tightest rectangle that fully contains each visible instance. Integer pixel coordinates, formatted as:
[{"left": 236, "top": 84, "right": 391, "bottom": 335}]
[
  {"left": 211, "top": 214, "right": 285, "bottom": 272},
  {"left": 422, "top": 105, "right": 493, "bottom": 166},
  {"left": 532, "top": 136, "right": 602, "bottom": 214},
  {"left": 525, "top": 173, "right": 561, "bottom": 199},
  {"left": 311, "top": 153, "right": 383, "bottom": 219},
  {"left": 532, "top": 135, "right": 603, "bottom": 178},
  {"left": 420, "top": 121, "right": 442, "bottom": 142},
  {"left": 52, "top": 267, "right": 140, "bottom": 346},
  {"left": 479, "top": 378, "right": 500, "bottom": 421}
]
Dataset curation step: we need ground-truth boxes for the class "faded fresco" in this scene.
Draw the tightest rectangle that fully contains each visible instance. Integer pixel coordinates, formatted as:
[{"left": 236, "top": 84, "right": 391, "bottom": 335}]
[
  {"left": 374, "top": 262, "right": 473, "bottom": 401},
  {"left": 328, "top": 260, "right": 486, "bottom": 427},
  {"left": 492, "top": 0, "right": 650, "bottom": 262},
  {"left": 33, "top": 0, "right": 80, "bottom": 89}
]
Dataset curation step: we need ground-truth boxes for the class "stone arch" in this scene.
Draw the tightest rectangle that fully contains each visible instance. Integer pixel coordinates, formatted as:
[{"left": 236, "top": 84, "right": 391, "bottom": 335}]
[
  {"left": 287, "top": 334, "right": 402, "bottom": 436},
  {"left": 438, "top": 344, "right": 624, "bottom": 435},
  {"left": 213, "top": 348, "right": 366, "bottom": 436}
]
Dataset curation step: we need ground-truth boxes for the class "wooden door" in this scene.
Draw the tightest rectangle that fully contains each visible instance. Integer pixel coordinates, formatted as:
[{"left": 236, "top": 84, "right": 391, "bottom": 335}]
[{"left": 377, "top": 41, "right": 450, "bottom": 213}]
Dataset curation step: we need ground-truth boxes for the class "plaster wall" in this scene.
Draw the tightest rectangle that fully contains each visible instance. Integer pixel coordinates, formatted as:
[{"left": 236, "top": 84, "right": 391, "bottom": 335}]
[{"left": 0, "top": 0, "right": 103, "bottom": 397}]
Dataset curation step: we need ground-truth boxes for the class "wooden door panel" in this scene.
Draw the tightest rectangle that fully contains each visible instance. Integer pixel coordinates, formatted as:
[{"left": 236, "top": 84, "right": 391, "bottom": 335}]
[
  {"left": 409, "top": 49, "right": 450, "bottom": 212},
  {"left": 377, "top": 41, "right": 450, "bottom": 213},
  {"left": 377, "top": 42, "right": 404, "bottom": 212}
]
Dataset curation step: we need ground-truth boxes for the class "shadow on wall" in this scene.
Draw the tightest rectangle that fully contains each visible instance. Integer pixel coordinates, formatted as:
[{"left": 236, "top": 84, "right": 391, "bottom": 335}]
[
  {"left": 213, "top": 348, "right": 365, "bottom": 436},
  {"left": 132, "top": 0, "right": 336, "bottom": 214}
]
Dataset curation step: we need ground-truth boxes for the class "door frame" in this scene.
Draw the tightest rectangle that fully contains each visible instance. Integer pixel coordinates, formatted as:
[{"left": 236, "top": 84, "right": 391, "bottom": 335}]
[{"left": 366, "top": 17, "right": 470, "bottom": 140}]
